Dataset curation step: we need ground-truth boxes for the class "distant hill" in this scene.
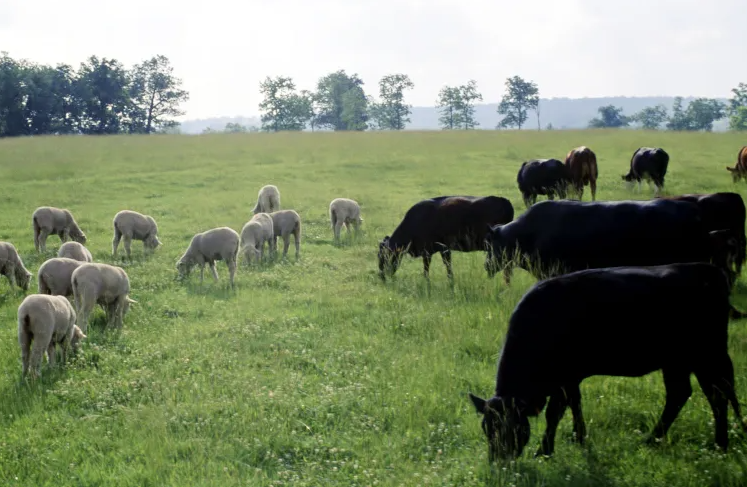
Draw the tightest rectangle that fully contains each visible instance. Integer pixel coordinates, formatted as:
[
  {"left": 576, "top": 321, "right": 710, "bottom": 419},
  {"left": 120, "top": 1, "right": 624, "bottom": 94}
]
[{"left": 177, "top": 96, "right": 731, "bottom": 134}]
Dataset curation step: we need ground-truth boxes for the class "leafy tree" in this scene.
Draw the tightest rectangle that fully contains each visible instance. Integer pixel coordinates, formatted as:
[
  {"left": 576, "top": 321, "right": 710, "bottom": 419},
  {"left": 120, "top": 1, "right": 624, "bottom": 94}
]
[
  {"left": 684, "top": 98, "right": 725, "bottom": 132},
  {"left": 729, "top": 83, "right": 747, "bottom": 131},
  {"left": 497, "top": 76, "right": 539, "bottom": 130},
  {"left": 258, "top": 76, "right": 310, "bottom": 132},
  {"left": 314, "top": 70, "right": 368, "bottom": 131},
  {"left": 588, "top": 105, "right": 630, "bottom": 128},
  {"left": 224, "top": 122, "right": 247, "bottom": 133},
  {"left": 75, "top": 56, "right": 131, "bottom": 134},
  {"left": 0, "top": 52, "right": 30, "bottom": 136},
  {"left": 436, "top": 86, "right": 462, "bottom": 130},
  {"left": 371, "top": 74, "right": 414, "bottom": 130},
  {"left": 632, "top": 104, "right": 668, "bottom": 130},
  {"left": 666, "top": 97, "right": 690, "bottom": 130},
  {"left": 129, "top": 55, "right": 189, "bottom": 134},
  {"left": 457, "top": 80, "right": 482, "bottom": 129}
]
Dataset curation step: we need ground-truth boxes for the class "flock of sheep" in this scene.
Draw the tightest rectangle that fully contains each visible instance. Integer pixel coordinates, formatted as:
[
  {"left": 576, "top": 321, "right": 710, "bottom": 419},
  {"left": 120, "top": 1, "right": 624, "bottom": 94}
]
[{"left": 5, "top": 184, "right": 364, "bottom": 379}]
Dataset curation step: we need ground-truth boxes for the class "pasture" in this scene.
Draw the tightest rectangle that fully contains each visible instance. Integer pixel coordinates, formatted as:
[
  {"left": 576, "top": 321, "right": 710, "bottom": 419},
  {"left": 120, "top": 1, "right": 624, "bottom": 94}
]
[{"left": 0, "top": 129, "right": 746, "bottom": 486}]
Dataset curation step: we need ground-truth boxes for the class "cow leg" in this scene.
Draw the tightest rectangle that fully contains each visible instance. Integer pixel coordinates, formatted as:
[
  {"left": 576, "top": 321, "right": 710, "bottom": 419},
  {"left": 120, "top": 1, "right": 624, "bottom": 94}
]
[
  {"left": 590, "top": 179, "right": 597, "bottom": 201},
  {"left": 422, "top": 253, "right": 432, "bottom": 279},
  {"left": 566, "top": 383, "right": 587, "bottom": 444},
  {"left": 645, "top": 368, "right": 692, "bottom": 445},
  {"left": 694, "top": 355, "right": 745, "bottom": 450},
  {"left": 536, "top": 389, "right": 569, "bottom": 457},
  {"left": 503, "top": 264, "right": 513, "bottom": 286},
  {"left": 637, "top": 180, "right": 642, "bottom": 192},
  {"left": 440, "top": 249, "right": 453, "bottom": 281},
  {"left": 522, "top": 193, "right": 533, "bottom": 208}
]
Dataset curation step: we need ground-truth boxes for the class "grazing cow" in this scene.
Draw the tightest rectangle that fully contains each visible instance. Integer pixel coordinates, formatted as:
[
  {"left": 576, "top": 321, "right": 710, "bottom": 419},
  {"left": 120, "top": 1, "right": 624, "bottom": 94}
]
[
  {"left": 378, "top": 196, "right": 514, "bottom": 281},
  {"left": 516, "top": 159, "right": 571, "bottom": 208},
  {"left": 469, "top": 263, "right": 747, "bottom": 461},
  {"left": 657, "top": 192, "right": 747, "bottom": 274},
  {"left": 564, "top": 146, "right": 598, "bottom": 201},
  {"left": 725, "top": 146, "right": 747, "bottom": 182},
  {"left": 484, "top": 199, "right": 739, "bottom": 288},
  {"left": 622, "top": 147, "right": 669, "bottom": 194}
]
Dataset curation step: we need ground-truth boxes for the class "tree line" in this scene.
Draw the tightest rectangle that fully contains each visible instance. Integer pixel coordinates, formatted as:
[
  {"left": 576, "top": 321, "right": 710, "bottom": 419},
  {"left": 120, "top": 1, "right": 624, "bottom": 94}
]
[{"left": 0, "top": 52, "right": 188, "bottom": 137}]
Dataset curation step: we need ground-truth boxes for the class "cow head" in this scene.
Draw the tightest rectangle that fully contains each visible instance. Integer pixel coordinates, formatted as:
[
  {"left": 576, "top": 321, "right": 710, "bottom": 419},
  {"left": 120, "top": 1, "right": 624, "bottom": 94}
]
[
  {"left": 726, "top": 166, "right": 746, "bottom": 183},
  {"left": 709, "top": 229, "right": 740, "bottom": 288},
  {"left": 378, "top": 236, "right": 403, "bottom": 280},
  {"left": 484, "top": 224, "right": 510, "bottom": 278},
  {"left": 468, "top": 393, "right": 532, "bottom": 461}
]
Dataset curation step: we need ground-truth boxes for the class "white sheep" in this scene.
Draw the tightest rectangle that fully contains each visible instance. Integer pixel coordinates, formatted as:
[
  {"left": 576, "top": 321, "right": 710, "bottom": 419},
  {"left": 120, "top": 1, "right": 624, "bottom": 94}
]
[
  {"left": 240, "top": 213, "right": 275, "bottom": 265},
  {"left": 57, "top": 241, "right": 93, "bottom": 262},
  {"left": 176, "top": 226, "right": 240, "bottom": 288},
  {"left": 252, "top": 185, "right": 281, "bottom": 214},
  {"left": 329, "top": 198, "right": 363, "bottom": 242},
  {"left": 71, "top": 262, "right": 137, "bottom": 333},
  {"left": 18, "top": 294, "right": 86, "bottom": 379},
  {"left": 112, "top": 210, "right": 162, "bottom": 259},
  {"left": 0, "top": 241, "right": 32, "bottom": 291},
  {"left": 38, "top": 257, "right": 86, "bottom": 297},
  {"left": 32, "top": 206, "right": 87, "bottom": 252},
  {"left": 269, "top": 210, "right": 302, "bottom": 259}
]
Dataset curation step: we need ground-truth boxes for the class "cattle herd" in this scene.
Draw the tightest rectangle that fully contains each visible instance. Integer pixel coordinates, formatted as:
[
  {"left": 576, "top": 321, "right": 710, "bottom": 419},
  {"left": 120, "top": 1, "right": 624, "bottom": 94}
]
[{"left": 4, "top": 143, "right": 747, "bottom": 465}]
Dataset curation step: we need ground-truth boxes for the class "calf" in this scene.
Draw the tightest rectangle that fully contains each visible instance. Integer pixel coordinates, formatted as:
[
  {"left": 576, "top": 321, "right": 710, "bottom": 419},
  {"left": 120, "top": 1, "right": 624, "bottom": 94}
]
[
  {"left": 658, "top": 192, "right": 747, "bottom": 274},
  {"left": 469, "top": 263, "right": 747, "bottom": 461},
  {"left": 564, "top": 146, "right": 598, "bottom": 201},
  {"left": 725, "top": 145, "right": 747, "bottom": 183},
  {"left": 516, "top": 159, "right": 571, "bottom": 208},
  {"left": 484, "top": 199, "right": 739, "bottom": 288},
  {"left": 378, "top": 195, "right": 514, "bottom": 281},
  {"left": 622, "top": 147, "right": 669, "bottom": 194}
]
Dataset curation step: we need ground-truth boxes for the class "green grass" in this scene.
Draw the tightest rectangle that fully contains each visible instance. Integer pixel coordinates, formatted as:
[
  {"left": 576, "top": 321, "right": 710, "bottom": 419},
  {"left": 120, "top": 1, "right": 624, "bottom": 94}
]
[{"left": 0, "top": 129, "right": 747, "bottom": 486}]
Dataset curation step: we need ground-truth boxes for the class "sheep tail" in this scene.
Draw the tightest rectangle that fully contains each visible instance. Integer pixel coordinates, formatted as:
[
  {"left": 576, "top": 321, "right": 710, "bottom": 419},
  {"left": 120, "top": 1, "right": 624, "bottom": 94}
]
[{"left": 330, "top": 208, "right": 337, "bottom": 228}]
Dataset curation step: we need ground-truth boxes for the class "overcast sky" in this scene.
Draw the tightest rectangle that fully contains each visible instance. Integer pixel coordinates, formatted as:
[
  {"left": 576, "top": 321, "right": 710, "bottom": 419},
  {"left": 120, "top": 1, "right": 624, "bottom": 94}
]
[{"left": 1, "top": 0, "right": 745, "bottom": 120}]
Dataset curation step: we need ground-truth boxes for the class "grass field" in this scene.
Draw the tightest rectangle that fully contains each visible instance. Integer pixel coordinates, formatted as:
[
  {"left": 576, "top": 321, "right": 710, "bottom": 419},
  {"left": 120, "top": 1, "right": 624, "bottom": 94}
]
[{"left": 1, "top": 129, "right": 747, "bottom": 486}]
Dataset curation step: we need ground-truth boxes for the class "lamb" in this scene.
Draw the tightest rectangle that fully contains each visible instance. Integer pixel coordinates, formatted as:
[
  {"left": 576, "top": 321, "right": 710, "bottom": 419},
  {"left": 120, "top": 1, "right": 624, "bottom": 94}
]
[
  {"left": 112, "top": 210, "right": 162, "bottom": 260},
  {"left": 71, "top": 263, "right": 137, "bottom": 333},
  {"left": 240, "top": 213, "right": 275, "bottom": 264},
  {"left": 269, "top": 210, "right": 302, "bottom": 259},
  {"left": 0, "top": 241, "right": 33, "bottom": 291},
  {"left": 32, "top": 206, "right": 87, "bottom": 252},
  {"left": 252, "top": 185, "right": 281, "bottom": 214},
  {"left": 18, "top": 294, "right": 86, "bottom": 379},
  {"left": 38, "top": 257, "right": 86, "bottom": 297},
  {"left": 57, "top": 241, "right": 93, "bottom": 262},
  {"left": 329, "top": 198, "right": 363, "bottom": 243},
  {"left": 176, "top": 227, "right": 240, "bottom": 288}
]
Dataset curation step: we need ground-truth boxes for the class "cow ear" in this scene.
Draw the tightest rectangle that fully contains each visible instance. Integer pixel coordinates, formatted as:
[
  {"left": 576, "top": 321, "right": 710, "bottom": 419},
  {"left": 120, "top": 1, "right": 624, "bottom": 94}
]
[
  {"left": 468, "top": 392, "right": 487, "bottom": 414},
  {"left": 727, "top": 166, "right": 735, "bottom": 172}
]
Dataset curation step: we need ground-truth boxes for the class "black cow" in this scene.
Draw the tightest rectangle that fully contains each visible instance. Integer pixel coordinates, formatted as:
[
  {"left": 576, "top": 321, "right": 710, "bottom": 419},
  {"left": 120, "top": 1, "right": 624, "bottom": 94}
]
[
  {"left": 484, "top": 199, "right": 739, "bottom": 288},
  {"left": 469, "top": 263, "right": 747, "bottom": 461},
  {"left": 516, "top": 159, "right": 571, "bottom": 208},
  {"left": 622, "top": 147, "right": 669, "bottom": 194},
  {"left": 378, "top": 195, "right": 514, "bottom": 281},
  {"left": 658, "top": 192, "right": 747, "bottom": 274}
]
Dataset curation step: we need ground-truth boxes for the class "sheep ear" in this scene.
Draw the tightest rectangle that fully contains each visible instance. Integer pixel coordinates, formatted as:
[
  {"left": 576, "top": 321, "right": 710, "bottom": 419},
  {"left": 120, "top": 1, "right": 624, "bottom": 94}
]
[
  {"left": 126, "top": 297, "right": 138, "bottom": 304},
  {"left": 468, "top": 393, "right": 487, "bottom": 414}
]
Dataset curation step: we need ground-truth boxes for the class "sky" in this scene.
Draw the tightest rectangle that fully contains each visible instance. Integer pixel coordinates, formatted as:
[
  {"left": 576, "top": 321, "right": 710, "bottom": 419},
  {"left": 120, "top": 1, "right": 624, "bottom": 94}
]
[{"left": 1, "top": 0, "right": 746, "bottom": 120}]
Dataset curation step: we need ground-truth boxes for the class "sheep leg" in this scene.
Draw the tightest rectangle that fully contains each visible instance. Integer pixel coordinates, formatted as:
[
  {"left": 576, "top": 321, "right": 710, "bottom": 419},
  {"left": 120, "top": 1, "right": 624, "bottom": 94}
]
[
  {"left": 227, "top": 259, "right": 237, "bottom": 289},
  {"left": 334, "top": 221, "right": 343, "bottom": 242},
  {"left": 352, "top": 220, "right": 361, "bottom": 237},
  {"left": 199, "top": 263, "right": 205, "bottom": 283},
  {"left": 76, "top": 298, "right": 95, "bottom": 334},
  {"left": 112, "top": 228, "right": 122, "bottom": 257},
  {"left": 29, "top": 333, "right": 50, "bottom": 379},
  {"left": 123, "top": 235, "right": 133, "bottom": 261},
  {"left": 47, "top": 343, "right": 57, "bottom": 368},
  {"left": 294, "top": 231, "right": 300, "bottom": 259},
  {"left": 281, "top": 235, "right": 290, "bottom": 259},
  {"left": 60, "top": 229, "right": 70, "bottom": 243},
  {"left": 19, "top": 331, "right": 31, "bottom": 377},
  {"left": 209, "top": 261, "right": 219, "bottom": 281},
  {"left": 39, "top": 229, "right": 50, "bottom": 252}
]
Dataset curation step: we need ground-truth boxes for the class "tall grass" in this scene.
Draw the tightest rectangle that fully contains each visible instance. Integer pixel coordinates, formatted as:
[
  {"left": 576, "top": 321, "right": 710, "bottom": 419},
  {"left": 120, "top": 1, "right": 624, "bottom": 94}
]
[{"left": 0, "top": 129, "right": 745, "bottom": 486}]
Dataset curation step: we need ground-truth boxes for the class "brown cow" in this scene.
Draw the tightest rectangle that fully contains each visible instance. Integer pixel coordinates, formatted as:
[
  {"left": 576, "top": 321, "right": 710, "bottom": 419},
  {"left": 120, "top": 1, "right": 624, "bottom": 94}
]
[
  {"left": 564, "top": 146, "right": 598, "bottom": 201},
  {"left": 725, "top": 146, "right": 747, "bottom": 183}
]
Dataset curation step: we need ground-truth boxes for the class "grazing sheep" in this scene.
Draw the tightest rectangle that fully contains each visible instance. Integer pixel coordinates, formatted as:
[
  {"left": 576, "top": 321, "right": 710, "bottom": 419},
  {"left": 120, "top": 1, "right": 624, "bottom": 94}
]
[
  {"left": 240, "top": 213, "right": 275, "bottom": 264},
  {"left": 18, "top": 294, "right": 86, "bottom": 379},
  {"left": 112, "top": 210, "right": 162, "bottom": 259},
  {"left": 176, "top": 227, "right": 240, "bottom": 288},
  {"left": 38, "top": 257, "right": 86, "bottom": 297},
  {"left": 32, "top": 206, "right": 86, "bottom": 252},
  {"left": 252, "top": 185, "right": 281, "bottom": 214},
  {"left": 269, "top": 210, "right": 302, "bottom": 260},
  {"left": 329, "top": 198, "right": 363, "bottom": 242},
  {"left": 71, "top": 263, "right": 137, "bottom": 333},
  {"left": 0, "top": 241, "right": 32, "bottom": 291},
  {"left": 57, "top": 241, "right": 93, "bottom": 262}
]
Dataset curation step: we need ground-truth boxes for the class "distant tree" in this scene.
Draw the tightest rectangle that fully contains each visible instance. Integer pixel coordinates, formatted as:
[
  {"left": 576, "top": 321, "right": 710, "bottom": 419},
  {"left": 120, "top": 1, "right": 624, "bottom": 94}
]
[
  {"left": 313, "top": 70, "right": 368, "bottom": 131},
  {"left": 588, "top": 105, "right": 630, "bottom": 128},
  {"left": 666, "top": 97, "right": 690, "bottom": 130},
  {"left": 299, "top": 89, "right": 318, "bottom": 131},
  {"left": 545, "top": 123, "right": 554, "bottom": 130},
  {"left": 728, "top": 83, "right": 747, "bottom": 131},
  {"left": 457, "top": 80, "right": 482, "bottom": 129},
  {"left": 496, "top": 76, "right": 539, "bottom": 130},
  {"left": 128, "top": 55, "right": 189, "bottom": 134},
  {"left": 201, "top": 127, "right": 217, "bottom": 134},
  {"left": 258, "top": 76, "right": 311, "bottom": 132},
  {"left": 436, "top": 85, "right": 462, "bottom": 130},
  {"left": 633, "top": 104, "right": 668, "bottom": 130},
  {"left": 224, "top": 122, "right": 247, "bottom": 133},
  {"left": 75, "top": 56, "right": 131, "bottom": 134},
  {"left": 371, "top": 74, "right": 414, "bottom": 130},
  {"left": 684, "top": 98, "right": 726, "bottom": 132}
]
